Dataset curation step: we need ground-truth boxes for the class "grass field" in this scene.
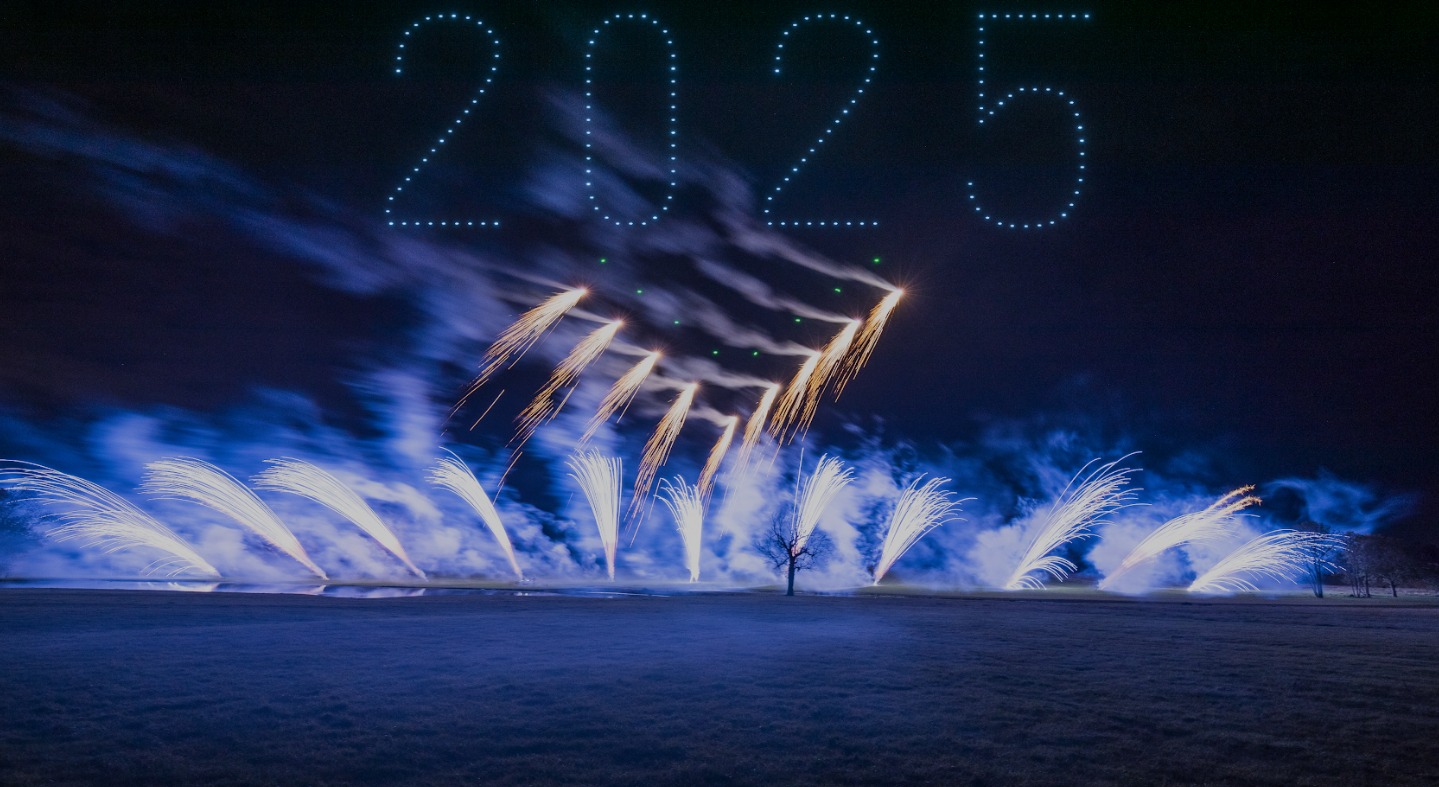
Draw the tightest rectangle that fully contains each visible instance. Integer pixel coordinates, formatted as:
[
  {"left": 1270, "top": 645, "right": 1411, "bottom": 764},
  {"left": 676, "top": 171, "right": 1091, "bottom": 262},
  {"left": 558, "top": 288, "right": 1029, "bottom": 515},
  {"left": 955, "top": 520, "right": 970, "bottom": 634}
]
[{"left": 1, "top": 588, "right": 1436, "bottom": 786}]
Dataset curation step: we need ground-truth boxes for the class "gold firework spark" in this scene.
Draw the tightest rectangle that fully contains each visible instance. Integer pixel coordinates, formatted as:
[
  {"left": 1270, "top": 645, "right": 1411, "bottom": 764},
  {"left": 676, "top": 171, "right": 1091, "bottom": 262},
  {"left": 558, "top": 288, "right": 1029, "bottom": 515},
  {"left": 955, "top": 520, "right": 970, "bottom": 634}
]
[
  {"left": 770, "top": 320, "right": 860, "bottom": 443},
  {"left": 697, "top": 416, "right": 739, "bottom": 503},
  {"left": 512, "top": 320, "right": 623, "bottom": 446},
  {"left": 579, "top": 351, "right": 661, "bottom": 444},
  {"left": 630, "top": 382, "right": 698, "bottom": 521},
  {"left": 733, "top": 383, "right": 780, "bottom": 479},
  {"left": 453, "top": 287, "right": 587, "bottom": 417},
  {"left": 834, "top": 288, "right": 902, "bottom": 397},
  {"left": 769, "top": 352, "right": 821, "bottom": 443}
]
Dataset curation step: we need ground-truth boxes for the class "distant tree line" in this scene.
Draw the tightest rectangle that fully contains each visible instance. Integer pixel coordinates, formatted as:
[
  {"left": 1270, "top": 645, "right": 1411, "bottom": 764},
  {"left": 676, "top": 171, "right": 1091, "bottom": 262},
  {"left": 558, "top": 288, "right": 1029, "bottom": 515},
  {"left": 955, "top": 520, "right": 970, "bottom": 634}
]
[{"left": 1338, "top": 533, "right": 1439, "bottom": 598}]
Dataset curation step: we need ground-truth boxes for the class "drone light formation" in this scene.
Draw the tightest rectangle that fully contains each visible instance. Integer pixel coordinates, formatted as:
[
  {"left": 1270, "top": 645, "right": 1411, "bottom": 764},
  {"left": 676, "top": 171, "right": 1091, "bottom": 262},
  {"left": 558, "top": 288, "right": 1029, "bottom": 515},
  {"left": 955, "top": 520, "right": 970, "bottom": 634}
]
[
  {"left": 873, "top": 475, "right": 968, "bottom": 584},
  {"left": 1005, "top": 455, "right": 1140, "bottom": 590},
  {"left": 1189, "top": 530, "right": 1346, "bottom": 594},
  {"left": 568, "top": 451, "right": 622, "bottom": 580},
  {"left": 454, "top": 287, "right": 587, "bottom": 414},
  {"left": 513, "top": 319, "right": 623, "bottom": 446},
  {"left": 580, "top": 351, "right": 661, "bottom": 443},
  {"left": 1099, "top": 485, "right": 1258, "bottom": 591},
  {"left": 658, "top": 477, "right": 705, "bottom": 581},
  {"left": 697, "top": 416, "right": 738, "bottom": 503},
  {"left": 630, "top": 382, "right": 699, "bottom": 520},
  {"left": 834, "top": 288, "right": 903, "bottom": 396},
  {"left": 140, "top": 457, "right": 326, "bottom": 579},
  {"left": 254, "top": 458, "right": 426, "bottom": 579},
  {"left": 792, "top": 454, "right": 854, "bottom": 554},
  {"left": 1, "top": 462, "right": 220, "bottom": 578},
  {"left": 428, "top": 451, "right": 523, "bottom": 580}
]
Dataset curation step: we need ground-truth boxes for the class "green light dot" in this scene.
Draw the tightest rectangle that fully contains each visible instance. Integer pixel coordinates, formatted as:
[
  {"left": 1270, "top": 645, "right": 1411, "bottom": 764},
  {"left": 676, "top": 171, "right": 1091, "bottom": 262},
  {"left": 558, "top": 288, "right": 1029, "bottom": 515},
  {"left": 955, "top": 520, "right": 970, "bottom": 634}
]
[
  {"left": 794, "top": 317, "right": 802, "bottom": 323},
  {"left": 833, "top": 287, "right": 842, "bottom": 294},
  {"left": 752, "top": 350, "right": 760, "bottom": 357},
  {"left": 673, "top": 320, "right": 680, "bottom": 325},
  {"left": 636, "top": 289, "right": 643, "bottom": 295},
  {"left": 872, "top": 257, "right": 881, "bottom": 265},
  {"left": 599, "top": 257, "right": 608, "bottom": 264},
  {"left": 711, "top": 349, "right": 720, "bottom": 356}
]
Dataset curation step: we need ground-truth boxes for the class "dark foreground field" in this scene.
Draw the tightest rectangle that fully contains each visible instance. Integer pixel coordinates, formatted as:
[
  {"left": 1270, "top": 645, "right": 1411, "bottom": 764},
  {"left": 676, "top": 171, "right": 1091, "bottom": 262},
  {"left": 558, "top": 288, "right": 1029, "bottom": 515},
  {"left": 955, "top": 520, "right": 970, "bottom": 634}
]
[{"left": 1, "top": 589, "right": 1436, "bottom": 786}]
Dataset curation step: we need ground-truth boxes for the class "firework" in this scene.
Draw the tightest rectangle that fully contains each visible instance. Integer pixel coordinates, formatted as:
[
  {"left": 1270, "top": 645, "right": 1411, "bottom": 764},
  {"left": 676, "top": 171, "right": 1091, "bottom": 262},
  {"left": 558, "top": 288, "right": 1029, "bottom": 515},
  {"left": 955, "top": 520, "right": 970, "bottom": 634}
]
[
  {"left": 1, "top": 462, "right": 219, "bottom": 578},
  {"left": 658, "top": 477, "right": 705, "bottom": 581},
  {"left": 513, "top": 320, "right": 623, "bottom": 446},
  {"left": 768, "top": 352, "right": 821, "bottom": 443},
  {"left": 697, "top": 416, "right": 738, "bottom": 503},
  {"left": 731, "top": 384, "right": 780, "bottom": 480},
  {"left": 1099, "top": 486, "right": 1258, "bottom": 591},
  {"left": 580, "top": 351, "right": 661, "bottom": 443},
  {"left": 1004, "top": 455, "right": 1141, "bottom": 590},
  {"left": 834, "top": 288, "right": 903, "bottom": 397},
  {"left": 873, "top": 476, "right": 969, "bottom": 584},
  {"left": 1188, "top": 530, "right": 1346, "bottom": 594},
  {"left": 254, "top": 458, "right": 426, "bottom": 579},
  {"left": 453, "top": 287, "right": 587, "bottom": 416},
  {"left": 141, "top": 457, "right": 327, "bottom": 579},
  {"left": 568, "top": 451, "right": 622, "bottom": 580},
  {"left": 792, "top": 455, "right": 854, "bottom": 555},
  {"left": 428, "top": 450, "right": 523, "bottom": 580},
  {"left": 630, "top": 382, "right": 698, "bottom": 519},
  {"left": 770, "top": 320, "right": 861, "bottom": 443}
]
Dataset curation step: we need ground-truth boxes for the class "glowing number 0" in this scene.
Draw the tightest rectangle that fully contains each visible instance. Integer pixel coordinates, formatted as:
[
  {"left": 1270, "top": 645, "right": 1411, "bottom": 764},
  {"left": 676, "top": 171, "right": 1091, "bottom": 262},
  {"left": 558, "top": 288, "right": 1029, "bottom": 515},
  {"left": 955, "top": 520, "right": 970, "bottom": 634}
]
[
  {"left": 764, "top": 14, "right": 879, "bottom": 228},
  {"left": 385, "top": 14, "right": 501, "bottom": 228},
  {"left": 967, "top": 12, "right": 1091, "bottom": 230},
  {"left": 583, "top": 13, "right": 679, "bottom": 227}
]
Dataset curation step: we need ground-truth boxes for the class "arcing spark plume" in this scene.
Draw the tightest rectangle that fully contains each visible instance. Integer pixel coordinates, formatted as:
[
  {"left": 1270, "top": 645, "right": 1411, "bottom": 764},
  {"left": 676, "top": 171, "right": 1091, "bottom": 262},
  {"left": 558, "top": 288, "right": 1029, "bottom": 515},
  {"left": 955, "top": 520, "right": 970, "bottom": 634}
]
[
  {"left": 733, "top": 384, "right": 780, "bottom": 479},
  {"left": 770, "top": 321, "right": 860, "bottom": 442},
  {"left": 834, "top": 289, "right": 903, "bottom": 397},
  {"left": 1099, "top": 486, "right": 1258, "bottom": 591},
  {"left": 1005, "top": 455, "right": 1141, "bottom": 590},
  {"left": 140, "top": 457, "right": 326, "bottom": 578},
  {"left": 630, "top": 382, "right": 698, "bottom": 520},
  {"left": 658, "top": 477, "right": 705, "bottom": 581},
  {"left": 769, "top": 353, "right": 821, "bottom": 443},
  {"left": 1188, "top": 530, "right": 1346, "bottom": 594},
  {"left": 1, "top": 462, "right": 220, "bottom": 578},
  {"left": 428, "top": 451, "right": 523, "bottom": 580},
  {"left": 580, "top": 351, "right": 661, "bottom": 444},
  {"left": 697, "top": 416, "right": 738, "bottom": 502},
  {"left": 254, "top": 458, "right": 426, "bottom": 579},
  {"left": 792, "top": 455, "right": 854, "bottom": 554},
  {"left": 513, "top": 320, "right": 622, "bottom": 446},
  {"left": 568, "top": 451, "right": 622, "bottom": 580},
  {"left": 454, "top": 287, "right": 587, "bottom": 416},
  {"left": 873, "top": 476, "right": 969, "bottom": 584}
]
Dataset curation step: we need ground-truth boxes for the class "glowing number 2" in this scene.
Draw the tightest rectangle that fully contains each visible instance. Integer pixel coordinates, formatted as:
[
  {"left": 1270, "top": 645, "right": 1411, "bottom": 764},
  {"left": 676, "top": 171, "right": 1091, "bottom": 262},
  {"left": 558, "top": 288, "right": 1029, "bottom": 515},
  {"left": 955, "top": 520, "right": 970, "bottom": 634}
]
[
  {"left": 385, "top": 14, "right": 501, "bottom": 228},
  {"left": 967, "top": 12, "right": 1091, "bottom": 230},
  {"left": 583, "top": 13, "right": 679, "bottom": 227},
  {"left": 763, "top": 14, "right": 879, "bottom": 229}
]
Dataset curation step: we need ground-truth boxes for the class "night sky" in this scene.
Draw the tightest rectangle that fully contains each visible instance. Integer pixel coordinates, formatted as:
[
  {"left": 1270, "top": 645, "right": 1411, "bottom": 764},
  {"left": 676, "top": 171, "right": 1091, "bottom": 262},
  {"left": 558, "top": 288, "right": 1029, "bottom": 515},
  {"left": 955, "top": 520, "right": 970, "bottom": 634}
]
[{"left": 1, "top": 2, "right": 1435, "bottom": 535}]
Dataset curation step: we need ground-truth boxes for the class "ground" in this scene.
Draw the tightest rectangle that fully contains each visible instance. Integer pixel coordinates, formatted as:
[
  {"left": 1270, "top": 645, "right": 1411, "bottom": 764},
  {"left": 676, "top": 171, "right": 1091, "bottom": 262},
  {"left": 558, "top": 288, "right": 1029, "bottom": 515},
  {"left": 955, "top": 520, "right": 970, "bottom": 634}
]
[{"left": 1, "top": 588, "right": 1436, "bottom": 786}]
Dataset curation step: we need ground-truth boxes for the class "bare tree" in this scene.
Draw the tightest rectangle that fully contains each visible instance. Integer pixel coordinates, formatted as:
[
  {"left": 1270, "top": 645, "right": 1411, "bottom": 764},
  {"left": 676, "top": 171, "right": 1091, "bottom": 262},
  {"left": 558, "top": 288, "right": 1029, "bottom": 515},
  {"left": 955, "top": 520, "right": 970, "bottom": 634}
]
[
  {"left": 1343, "top": 534, "right": 1374, "bottom": 597},
  {"left": 753, "top": 507, "right": 835, "bottom": 596},
  {"left": 1295, "top": 520, "right": 1341, "bottom": 598}
]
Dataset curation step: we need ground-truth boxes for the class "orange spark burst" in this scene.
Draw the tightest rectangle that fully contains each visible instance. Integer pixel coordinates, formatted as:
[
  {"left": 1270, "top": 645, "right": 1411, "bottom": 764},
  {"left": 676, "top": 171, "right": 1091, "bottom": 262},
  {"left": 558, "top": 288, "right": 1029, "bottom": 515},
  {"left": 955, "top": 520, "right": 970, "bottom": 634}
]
[
  {"left": 579, "top": 351, "right": 662, "bottom": 444},
  {"left": 452, "top": 287, "right": 586, "bottom": 417},
  {"left": 512, "top": 320, "right": 622, "bottom": 446},
  {"left": 697, "top": 416, "right": 739, "bottom": 503}
]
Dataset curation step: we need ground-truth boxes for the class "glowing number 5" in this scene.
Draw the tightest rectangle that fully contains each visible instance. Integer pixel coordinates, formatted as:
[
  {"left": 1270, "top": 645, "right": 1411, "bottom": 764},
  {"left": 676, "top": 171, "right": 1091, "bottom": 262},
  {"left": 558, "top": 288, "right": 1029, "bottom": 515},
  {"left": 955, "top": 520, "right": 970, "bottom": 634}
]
[{"left": 967, "top": 12, "right": 1091, "bottom": 230}]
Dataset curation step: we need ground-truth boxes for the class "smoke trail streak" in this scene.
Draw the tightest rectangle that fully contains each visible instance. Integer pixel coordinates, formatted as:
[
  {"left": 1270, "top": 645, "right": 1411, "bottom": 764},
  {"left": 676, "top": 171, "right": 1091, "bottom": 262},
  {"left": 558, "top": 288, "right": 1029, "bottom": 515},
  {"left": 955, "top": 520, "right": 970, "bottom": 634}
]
[
  {"left": 513, "top": 320, "right": 623, "bottom": 446},
  {"left": 834, "top": 289, "right": 903, "bottom": 397},
  {"left": 568, "top": 451, "right": 622, "bottom": 580},
  {"left": 697, "top": 416, "right": 738, "bottom": 503},
  {"left": 453, "top": 287, "right": 587, "bottom": 417},
  {"left": 630, "top": 383, "right": 699, "bottom": 523},
  {"left": 793, "top": 455, "right": 854, "bottom": 554},
  {"left": 428, "top": 450, "right": 523, "bottom": 580},
  {"left": 254, "top": 458, "right": 426, "bottom": 579},
  {"left": 580, "top": 351, "right": 661, "bottom": 444},
  {"left": 140, "top": 457, "right": 327, "bottom": 578},
  {"left": 1188, "top": 530, "right": 1346, "bottom": 594},
  {"left": 1, "top": 462, "right": 220, "bottom": 578},
  {"left": 873, "top": 476, "right": 970, "bottom": 584},
  {"left": 691, "top": 258, "right": 851, "bottom": 323},
  {"left": 1099, "top": 486, "right": 1258, "bottom": 591},
  {"left": 1005, "top": 455, "right": 1141, "bottom": 590},
  {"left": 733, "top": 384, "right": 781, "bottom": 479},
  {"left": 658, "top": 477, "right": 705, "bottom": 581},
  {"left": 721, "top": 214, "right": 898, "bottom": 291}
]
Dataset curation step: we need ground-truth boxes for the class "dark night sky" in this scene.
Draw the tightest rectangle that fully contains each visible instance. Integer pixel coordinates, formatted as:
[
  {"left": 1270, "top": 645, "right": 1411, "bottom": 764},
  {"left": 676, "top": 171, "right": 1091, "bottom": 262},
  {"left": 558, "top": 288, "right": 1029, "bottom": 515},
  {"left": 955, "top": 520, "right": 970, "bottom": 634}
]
[{"left": 1, "top": 2, "right": 1435, "bottom": 532}]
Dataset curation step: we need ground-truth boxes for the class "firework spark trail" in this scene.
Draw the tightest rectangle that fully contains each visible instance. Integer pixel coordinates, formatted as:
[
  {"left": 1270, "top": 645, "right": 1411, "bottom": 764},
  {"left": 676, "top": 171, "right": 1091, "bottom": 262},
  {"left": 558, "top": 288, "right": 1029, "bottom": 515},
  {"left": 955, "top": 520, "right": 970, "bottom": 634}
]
[
  {"left": 658, "top": 477, "right": 705, "bottom": 581},
  {"left": 580, "top": 351, "right": 661, "bottom": 444},
  {"left": 1, "top": 462, "right": 220, "bottom": 578},
  {"left": 453, "top": 287, "right": 587, "bottom": 417},
  {"left": 697, "top": 416, "right": 738, "bottom": 503},
  {"left": 1004, "top": 455, "right": 1142, "bottom": 590},
  {"left": 568, "top": 451, "right": 622, "bottom": 580},
  {"left": 793, "top": 455, "right": 854, "bottom": 554},
  {"left": 733, "top": 384, "right": 780, "bottom": 480},
  {"left": 834, "top": 289, "right": 903, "bottom": 397},
  {"left": 428, "top": 450, "right": 523, "bottom": 580},
  {"left": 769, "top": 321, "right": 860, "bottom": 443},
  {"left": 769, "top": 352, "right": 821, "bottom": 443},
  {"left": 1099, "top": 486, "right": 1259, "bottom": 591},
  {"left": 513, "top": 320, "right": 623, "bottom": 447},
  {"left": 140, "top": 457, "right": 327, "bottom": 579},
  {"left": 630, "top": 383, "right": 699, "bottom": 524},
  {"left": 254, "top": 458, "right": 426, "bottom": 579},
  {"left": 1188, "top": 530, "right": 1346, "bottom": 594},
  {"left": 873, "top": 476, "right": 970, "bottom": 584},
  {"left": 804, "top": 318, "right": 861, "bottom": 402}
]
